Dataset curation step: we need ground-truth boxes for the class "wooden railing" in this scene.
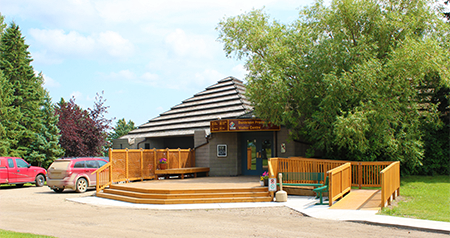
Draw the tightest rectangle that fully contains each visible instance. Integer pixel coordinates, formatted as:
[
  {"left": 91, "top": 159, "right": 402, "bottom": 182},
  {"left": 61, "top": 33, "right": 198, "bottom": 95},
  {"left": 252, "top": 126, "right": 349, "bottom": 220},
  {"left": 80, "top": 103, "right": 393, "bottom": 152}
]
[
  {"left": 327, "top": 163, "right": 352, "bottom": 206},
  {"left": 351, "top": 162, "right": 393, "bottom": 188},
  {"left": 268, "top": 157, "right": 347, "bottom": 183},
  {"left": 380, "top": 161, "right": 400, "bottom": 208},
  {"left": 93, "top": 148, "right": 195, "bottom": 192},
  {"left": 94, "top": 162, "right": 112, "bottom": 193}
]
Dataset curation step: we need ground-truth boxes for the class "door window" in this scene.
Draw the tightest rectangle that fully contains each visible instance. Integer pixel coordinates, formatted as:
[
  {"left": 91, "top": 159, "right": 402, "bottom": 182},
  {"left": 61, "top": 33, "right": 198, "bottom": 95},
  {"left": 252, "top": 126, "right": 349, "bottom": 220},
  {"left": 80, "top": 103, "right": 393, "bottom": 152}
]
[{"left": 15, "top": 159, "right": 29, "bottom": 168}]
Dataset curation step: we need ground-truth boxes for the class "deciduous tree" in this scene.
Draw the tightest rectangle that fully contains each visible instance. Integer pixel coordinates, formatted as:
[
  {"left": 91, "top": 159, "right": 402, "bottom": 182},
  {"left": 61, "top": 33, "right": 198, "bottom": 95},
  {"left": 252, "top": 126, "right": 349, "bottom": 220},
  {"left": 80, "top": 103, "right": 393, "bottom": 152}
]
[{"left": 217, "top": 0, "right": 450, "bottom": 173}]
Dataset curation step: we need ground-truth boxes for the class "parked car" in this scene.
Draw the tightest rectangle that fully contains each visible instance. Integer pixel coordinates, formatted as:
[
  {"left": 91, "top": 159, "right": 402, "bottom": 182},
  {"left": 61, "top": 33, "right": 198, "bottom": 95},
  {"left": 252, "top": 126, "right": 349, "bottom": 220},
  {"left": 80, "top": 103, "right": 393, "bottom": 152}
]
[
  {"left": 46, "top": 157, "right": 108, "bottom": 193},
  {"left": 0, "top": 157, "right": 47, "bottom": 187}
]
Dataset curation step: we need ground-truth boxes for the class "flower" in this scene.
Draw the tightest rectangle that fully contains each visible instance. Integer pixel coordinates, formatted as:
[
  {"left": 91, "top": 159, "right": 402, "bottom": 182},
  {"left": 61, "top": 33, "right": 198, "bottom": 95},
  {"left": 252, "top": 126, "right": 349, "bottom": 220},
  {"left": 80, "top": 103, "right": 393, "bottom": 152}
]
[
  {"left": 159, "top": 158, "right": 167, "bottom": 164},
  {"left": 260, "top": 171, "right": 269, "bottom": 181}
]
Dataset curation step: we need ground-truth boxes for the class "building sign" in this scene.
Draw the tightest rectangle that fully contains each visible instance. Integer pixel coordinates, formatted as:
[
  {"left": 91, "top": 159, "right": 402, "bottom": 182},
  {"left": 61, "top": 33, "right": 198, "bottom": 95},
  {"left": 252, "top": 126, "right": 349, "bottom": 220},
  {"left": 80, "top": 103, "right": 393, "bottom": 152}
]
[{"left": 210, "top": 119, "right": 280, "bottom": 133}]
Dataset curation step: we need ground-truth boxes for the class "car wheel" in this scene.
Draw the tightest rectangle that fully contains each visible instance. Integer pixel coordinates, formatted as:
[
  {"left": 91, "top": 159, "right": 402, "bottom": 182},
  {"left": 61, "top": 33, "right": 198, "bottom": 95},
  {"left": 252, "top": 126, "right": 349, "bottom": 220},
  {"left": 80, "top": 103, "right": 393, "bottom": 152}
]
[
  {"left": 52, "top": 187, "right": 64, "bottom": 193},
  {"left": 35, "top": 174, "right": 45, "bottom": 187},
  {"left": 75, "top": 178, "right": 88, "bottom": 193}
]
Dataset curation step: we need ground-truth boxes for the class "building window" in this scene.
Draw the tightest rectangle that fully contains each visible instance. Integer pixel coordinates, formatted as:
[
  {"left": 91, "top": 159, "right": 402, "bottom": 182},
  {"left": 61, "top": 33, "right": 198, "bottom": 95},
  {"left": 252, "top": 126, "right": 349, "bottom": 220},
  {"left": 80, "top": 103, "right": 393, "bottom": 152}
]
[{"left": 145, "top": 143, "right": 150, "bottom": 149}]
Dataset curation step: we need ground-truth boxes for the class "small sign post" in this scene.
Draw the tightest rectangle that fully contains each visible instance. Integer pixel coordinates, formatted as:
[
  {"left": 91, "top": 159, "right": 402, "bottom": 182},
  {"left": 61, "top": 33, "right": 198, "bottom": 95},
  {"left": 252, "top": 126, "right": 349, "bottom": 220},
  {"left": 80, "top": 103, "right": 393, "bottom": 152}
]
[{"left": 268, "top": 178, "right": 277, "bottom": 191}]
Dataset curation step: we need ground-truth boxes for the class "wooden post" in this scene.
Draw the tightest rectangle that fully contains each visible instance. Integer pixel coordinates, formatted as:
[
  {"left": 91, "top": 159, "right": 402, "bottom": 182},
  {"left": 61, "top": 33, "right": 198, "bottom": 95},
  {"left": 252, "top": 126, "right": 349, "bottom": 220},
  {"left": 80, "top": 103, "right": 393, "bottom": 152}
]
[
  {"left": 153, "top": 148, "right": 157, "bottom": 172},
  {"left": 109, "top": 148, "right": 113, "bottom": 183},
  {"left": 125, "top": 149, "right": 129, "bottom": 183},
  {"left": 178, "top": 148, "right": 181, "bottom": 169},
  {"left": 328, "top": 171, "right": 333, "bottom": 206},
  {"left": 166, "top": 148, "right": 170, "bottom": 169},
  {"left": 140, "top": 148, "right": 144, "bottom": 181},
  {"left": 358, "top": 163, "right": 362, "bottom": 189}
]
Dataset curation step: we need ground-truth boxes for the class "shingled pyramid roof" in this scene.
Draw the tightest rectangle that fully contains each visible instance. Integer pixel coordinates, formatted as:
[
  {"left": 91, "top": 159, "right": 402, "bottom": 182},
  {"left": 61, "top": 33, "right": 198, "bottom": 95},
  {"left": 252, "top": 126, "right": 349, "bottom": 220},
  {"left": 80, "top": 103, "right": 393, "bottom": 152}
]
[{"left": 122, "top": 76, "right": 252, "bottom": 139}]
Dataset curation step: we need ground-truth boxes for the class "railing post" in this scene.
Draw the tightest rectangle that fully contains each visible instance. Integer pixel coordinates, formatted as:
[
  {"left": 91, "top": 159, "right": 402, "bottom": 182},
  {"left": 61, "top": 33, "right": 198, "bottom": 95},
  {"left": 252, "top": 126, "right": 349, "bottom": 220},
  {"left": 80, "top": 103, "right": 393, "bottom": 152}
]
[
  {"left": 125, "top": 148, "right": 129, "bottom": 183},
  {"left": 140, "top": 148, "right": 144, "bottom": 181},
  {"left": 109, "top": 148, "right": 113, "bottom": 184},
  {"left": 167, "top": 148, "right": 170, "bottom": 169},
  {"left": 178, "top": 148, "right": 181, "bottom": 169},
  {"left": 358, "top": 163, "right": 362, "bottom": 189}
]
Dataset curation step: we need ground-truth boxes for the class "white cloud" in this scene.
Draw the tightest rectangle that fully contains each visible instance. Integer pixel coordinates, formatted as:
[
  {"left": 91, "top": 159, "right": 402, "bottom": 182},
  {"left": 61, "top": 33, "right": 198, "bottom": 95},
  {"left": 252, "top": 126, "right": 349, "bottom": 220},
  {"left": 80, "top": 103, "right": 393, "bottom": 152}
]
[
  {"left": 165, "top": 29, "right": 215, "bottom": 59},
  {"left": 141, "top": 72, "right": 159, "bottom": 86},
  {"left": 70, "top": 91, "right": 82, "bottom": 99},
  {"left": 98, "top": 31, "right": 135, "bottom": 58},
  {"left": 231, "top": 64, "right": 248, "bottom": 80},
  {"left": 28, "top": 29, "right": 134, "bottom": 62},
  {"left": 194, "top": 69, "right": 226, "bottom": 86},
  {"left": 42, "top": 74, "right": 61, "bottom": 88},
  {"left": 102, "top": 70, "right": 136, "bottom": 81}
]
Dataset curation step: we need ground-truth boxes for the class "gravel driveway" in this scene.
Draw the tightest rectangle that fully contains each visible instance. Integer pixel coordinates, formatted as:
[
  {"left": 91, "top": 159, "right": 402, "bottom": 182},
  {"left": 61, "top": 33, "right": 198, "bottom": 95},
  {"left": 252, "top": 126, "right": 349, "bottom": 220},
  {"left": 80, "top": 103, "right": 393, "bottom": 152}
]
[{"left": 0, "top": 185, "right": 445, "bottom": 238}]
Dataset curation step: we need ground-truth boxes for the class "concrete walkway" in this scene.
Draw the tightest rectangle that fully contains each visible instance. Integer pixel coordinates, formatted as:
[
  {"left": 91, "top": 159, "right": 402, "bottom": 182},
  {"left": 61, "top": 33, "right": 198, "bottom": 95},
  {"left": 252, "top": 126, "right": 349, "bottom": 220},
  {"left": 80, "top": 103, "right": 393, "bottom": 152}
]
[{"left": 67, "top": 194, "right": 450, "bottom": 234}]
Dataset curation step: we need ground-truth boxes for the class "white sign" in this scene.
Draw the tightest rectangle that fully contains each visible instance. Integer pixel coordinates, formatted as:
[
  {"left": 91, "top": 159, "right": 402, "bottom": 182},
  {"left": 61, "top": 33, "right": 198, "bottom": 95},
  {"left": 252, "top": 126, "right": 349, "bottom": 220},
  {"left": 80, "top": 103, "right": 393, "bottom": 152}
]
[
  {"left": 268, "top": 178, "right": 277, "bottom": 191},
  {"left": 281, "top": 143, "right": 286, "bottom": 153}
]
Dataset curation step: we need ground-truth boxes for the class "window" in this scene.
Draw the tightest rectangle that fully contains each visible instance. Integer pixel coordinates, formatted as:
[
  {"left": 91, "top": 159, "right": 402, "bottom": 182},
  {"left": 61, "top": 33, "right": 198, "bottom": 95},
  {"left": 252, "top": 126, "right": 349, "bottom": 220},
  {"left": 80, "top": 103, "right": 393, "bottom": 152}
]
[
  {"left": 15, "top": 159, "right": 29, "bottom": 168},
  {"left": 98, "top": 160, "right": 107, "bottom": 167},
  {"left": 144, "top": 143, "right": 150, "bottom": 149},
  {"left": 73, "top": 161, "right": 85, "bottom": 168},
  {"left": 86, "top": 160, "right": 99, "bottom": 168},
  {"left": 7, "top": 159, "right": 14, "bottom": 168}
]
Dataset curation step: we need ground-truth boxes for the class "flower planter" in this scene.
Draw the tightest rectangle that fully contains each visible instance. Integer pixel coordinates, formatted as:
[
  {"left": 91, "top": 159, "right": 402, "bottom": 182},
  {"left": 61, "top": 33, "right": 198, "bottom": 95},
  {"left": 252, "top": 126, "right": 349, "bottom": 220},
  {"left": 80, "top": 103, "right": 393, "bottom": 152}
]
[
  {"left": 264, "top": 178, "right": 268, "bottom": 186},
  {"left": 159, "top": 163, "right": 167, "bottom": 170}
]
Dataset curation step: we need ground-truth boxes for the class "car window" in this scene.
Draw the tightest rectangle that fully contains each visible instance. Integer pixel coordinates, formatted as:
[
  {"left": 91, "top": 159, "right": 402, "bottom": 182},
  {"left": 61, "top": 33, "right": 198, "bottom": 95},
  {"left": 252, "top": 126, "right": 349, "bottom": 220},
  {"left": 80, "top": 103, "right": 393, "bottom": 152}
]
[
  {"left": 73, "top": 161, "right": 85, "bottom": 168},
  {"left": 86, "top": 160, "right": 98, "bottom": 168},
  {"left": 7, "top": 159, "right": 14, "bottom": 168},
  {"left": 15, "top": 159, "right": 29, "bottom": 168},
  {"left": 49, "top": 161, "right": 70, "bottom": 170},
  {"left": 98, "top": 160, "right": 107, "bottom": 167}
]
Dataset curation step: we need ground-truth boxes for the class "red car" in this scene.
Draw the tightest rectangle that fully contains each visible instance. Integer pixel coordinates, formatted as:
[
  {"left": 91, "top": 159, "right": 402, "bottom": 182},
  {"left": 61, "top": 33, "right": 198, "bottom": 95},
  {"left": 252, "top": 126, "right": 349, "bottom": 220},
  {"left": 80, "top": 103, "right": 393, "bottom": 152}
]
[
  {"left": 46, "top": 157, "right": 108, "bottom": 193},
  {"left": 0, "top": 157, "right": 47, "bottom": 187}
]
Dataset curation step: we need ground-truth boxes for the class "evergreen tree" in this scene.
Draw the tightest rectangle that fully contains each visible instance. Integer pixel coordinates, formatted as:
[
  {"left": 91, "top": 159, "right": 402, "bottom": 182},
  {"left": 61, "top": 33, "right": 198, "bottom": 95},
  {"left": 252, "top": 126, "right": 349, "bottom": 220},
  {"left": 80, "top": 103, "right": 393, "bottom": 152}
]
[
  {"left": 0, "top": 22, "right": 63, "bottom": 166},
  {"left": 105, "top": 118, "right": 136, "bottom": 154},
  {"left": 27, "top": 89, "right": 64, "bottom": 167}
]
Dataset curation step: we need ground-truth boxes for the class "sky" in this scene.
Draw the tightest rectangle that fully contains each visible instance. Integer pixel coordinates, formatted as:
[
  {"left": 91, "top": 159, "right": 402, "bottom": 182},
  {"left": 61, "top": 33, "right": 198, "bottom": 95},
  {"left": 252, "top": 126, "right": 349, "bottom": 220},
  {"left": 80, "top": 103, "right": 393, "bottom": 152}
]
[{"left": 0, "top": 0, "right": 315, "bottom": 126}]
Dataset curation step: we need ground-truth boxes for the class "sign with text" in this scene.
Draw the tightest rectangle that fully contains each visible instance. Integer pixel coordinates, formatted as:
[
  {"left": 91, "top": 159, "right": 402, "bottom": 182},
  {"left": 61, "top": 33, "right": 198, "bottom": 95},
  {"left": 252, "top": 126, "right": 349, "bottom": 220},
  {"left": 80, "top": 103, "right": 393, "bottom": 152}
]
[
  {"left": 269, "top": 178, "right": 277, "bottom": 191},
  {"left": 210, "top": 119, "right": 280, "bottom": 133}
]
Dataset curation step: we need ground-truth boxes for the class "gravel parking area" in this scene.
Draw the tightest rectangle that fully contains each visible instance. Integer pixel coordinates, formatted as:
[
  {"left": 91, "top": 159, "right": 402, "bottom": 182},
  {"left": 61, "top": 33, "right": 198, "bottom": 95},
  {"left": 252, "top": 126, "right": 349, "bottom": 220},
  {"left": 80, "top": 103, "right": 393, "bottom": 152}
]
[{"left": 0, "top": 185, "right": 445, "bottom": 238}]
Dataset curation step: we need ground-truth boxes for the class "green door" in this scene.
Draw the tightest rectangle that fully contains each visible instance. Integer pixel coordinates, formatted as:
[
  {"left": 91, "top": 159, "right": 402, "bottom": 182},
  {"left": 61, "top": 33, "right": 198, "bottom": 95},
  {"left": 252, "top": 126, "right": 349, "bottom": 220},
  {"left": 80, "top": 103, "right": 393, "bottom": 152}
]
[{"left": 242, "top": 132, "right": 273, "bottom": 176}]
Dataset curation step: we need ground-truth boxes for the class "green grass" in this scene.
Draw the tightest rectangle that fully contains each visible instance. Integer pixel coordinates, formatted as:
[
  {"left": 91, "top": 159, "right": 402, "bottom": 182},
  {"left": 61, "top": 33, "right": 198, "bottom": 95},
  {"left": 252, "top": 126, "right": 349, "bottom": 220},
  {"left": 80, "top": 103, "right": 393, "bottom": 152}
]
[
  {"left": 0, "top": 229, "right": 55, "bottom": 238},
  {"left": 380, "top": 175, "right": 450, "bottom": 222}
]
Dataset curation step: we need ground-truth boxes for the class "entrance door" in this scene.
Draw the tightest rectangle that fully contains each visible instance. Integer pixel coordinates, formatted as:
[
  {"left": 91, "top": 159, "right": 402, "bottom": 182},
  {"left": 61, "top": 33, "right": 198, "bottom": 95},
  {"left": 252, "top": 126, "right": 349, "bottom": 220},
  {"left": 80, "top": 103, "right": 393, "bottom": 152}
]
[{"left": 242, "top": 132, "right": 273, "bottom": 176}]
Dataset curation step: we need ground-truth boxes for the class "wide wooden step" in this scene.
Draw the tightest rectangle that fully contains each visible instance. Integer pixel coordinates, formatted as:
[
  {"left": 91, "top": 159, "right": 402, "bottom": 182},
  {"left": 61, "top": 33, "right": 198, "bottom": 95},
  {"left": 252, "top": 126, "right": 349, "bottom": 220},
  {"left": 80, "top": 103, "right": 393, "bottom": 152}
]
[
  {"left": 103, "top": 188, "right": 270, "bottom": 199},
  {"left": 97, "top": 191, "right": 273, "bottom": 204},
  {"left": 97, "top": 183, "right": 272, "bottom": 204}
]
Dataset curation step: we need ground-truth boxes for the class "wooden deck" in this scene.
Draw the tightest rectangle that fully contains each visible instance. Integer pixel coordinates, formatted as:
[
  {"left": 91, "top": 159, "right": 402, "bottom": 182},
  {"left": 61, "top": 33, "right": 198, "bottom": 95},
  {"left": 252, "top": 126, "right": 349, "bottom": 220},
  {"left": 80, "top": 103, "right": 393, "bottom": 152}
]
[
  {"left": 96, "top": 176, "right": 273, "bottom": 204},
  {"left": 329, "top": 189, "right": 381, "bottom": 210}
]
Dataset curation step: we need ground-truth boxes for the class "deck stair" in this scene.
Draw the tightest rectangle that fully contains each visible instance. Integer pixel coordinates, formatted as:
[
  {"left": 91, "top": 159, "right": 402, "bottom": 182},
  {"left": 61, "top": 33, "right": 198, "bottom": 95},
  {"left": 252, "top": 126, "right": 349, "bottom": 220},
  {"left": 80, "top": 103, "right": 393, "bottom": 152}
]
[{"left": 97, "top": 184, "right": 272, "bottom": 204}]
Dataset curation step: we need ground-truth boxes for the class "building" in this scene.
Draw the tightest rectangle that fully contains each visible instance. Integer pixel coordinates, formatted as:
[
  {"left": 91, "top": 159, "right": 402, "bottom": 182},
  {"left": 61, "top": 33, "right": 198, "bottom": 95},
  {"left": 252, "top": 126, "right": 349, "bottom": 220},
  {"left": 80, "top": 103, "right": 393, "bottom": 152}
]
[{"left": 114, "top": 76, "right": 316, "bottom": 176}]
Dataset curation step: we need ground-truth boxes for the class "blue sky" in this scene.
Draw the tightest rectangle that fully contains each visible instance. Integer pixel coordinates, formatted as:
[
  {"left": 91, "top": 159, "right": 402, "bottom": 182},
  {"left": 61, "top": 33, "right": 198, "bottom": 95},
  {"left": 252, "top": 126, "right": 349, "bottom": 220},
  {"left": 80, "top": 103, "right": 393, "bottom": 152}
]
[{"left": 0, "top": 0, "right": 315, "bottom": 126}]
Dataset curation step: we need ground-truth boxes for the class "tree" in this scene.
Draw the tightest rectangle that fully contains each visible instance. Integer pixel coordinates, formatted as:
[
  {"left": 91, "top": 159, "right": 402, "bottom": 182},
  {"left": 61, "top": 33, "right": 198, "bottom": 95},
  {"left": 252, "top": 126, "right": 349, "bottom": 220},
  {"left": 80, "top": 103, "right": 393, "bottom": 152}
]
[
  {"left": 0, "top": 22, "right": 63, "bottom": 166},
  {"left": 105, "top": 118, "right": 136, "bottom": 153},
  {"left": 217, "top": 0, "right": 450, "bottom": 173},
  {"left": 27, "top": 90, "right": 64, "bottom": 167},
  {"left": 55, "top": 93, "right": 112, "bottom": 157}
]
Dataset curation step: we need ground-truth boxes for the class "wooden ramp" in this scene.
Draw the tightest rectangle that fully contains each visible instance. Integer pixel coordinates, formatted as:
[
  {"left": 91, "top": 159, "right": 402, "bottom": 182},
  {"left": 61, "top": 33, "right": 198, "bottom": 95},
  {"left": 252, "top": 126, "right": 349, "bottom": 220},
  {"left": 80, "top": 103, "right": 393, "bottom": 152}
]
[
  {"left": 96, "top": 176, "right": 273, "bottom": 204},
  {"left": 329, "top": 189, "right": 381, "bottom": 210}
]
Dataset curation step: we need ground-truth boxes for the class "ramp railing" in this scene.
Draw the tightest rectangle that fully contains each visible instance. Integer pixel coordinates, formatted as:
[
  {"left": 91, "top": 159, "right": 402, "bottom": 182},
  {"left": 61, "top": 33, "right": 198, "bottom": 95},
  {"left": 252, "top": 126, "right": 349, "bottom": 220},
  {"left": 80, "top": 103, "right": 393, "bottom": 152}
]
[
  {"left": 327, "top": 163, "right": 352, "bottom": 206},
  {"left": 380, "top": 161, "right": 400, "bottom": 208}
]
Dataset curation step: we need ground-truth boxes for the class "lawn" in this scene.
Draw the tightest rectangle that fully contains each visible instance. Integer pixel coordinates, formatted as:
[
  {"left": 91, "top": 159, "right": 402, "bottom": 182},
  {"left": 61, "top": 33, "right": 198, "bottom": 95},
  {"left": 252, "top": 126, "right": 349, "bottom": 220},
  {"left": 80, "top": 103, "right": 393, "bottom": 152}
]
[
  {"left": 380, "top": 175, "right": 450, "bottom": 222},
  {"left": 0, "top": 229, "right": 55, "bottom": 238}
]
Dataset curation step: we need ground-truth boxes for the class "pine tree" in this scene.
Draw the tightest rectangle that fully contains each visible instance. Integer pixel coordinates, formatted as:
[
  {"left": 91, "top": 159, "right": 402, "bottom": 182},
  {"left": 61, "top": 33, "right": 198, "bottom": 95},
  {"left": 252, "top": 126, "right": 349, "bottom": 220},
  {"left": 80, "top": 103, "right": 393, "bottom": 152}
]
[{"left": 0, "top": 22, "right": 63, "bottom": 166}]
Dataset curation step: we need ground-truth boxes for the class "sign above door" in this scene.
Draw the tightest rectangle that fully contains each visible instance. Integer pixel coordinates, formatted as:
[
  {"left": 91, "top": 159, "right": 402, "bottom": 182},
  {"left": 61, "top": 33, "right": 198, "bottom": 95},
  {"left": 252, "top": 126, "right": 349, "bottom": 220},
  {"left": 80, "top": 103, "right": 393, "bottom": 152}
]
[{"left": 210, "top": 119, "right": 280, "bottom": 133}]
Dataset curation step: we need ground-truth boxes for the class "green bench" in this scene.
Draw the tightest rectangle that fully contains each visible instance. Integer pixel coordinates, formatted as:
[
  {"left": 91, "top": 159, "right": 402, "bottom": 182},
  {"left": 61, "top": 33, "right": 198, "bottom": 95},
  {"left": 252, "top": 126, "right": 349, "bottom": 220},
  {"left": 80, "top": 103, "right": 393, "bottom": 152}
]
[
  {"left": 277, "top": 172, "right": 325, "bottom": 187},
  {"left": 313, "top": 176, "right": 329, "bottom": 205}
]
